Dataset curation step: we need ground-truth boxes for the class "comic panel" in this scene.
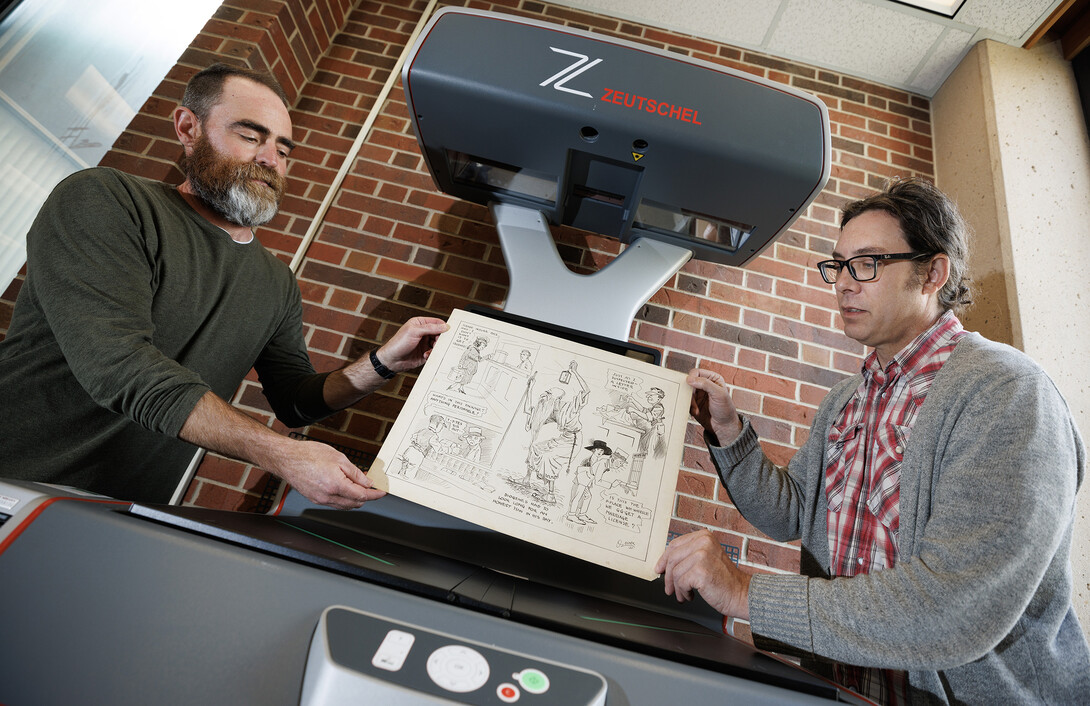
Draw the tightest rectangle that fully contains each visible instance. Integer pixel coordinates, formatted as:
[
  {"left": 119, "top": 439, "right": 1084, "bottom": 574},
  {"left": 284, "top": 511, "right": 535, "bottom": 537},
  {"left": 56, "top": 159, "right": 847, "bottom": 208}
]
[{"left": 370, "top": 309, "right": 692, "bottom": 579}]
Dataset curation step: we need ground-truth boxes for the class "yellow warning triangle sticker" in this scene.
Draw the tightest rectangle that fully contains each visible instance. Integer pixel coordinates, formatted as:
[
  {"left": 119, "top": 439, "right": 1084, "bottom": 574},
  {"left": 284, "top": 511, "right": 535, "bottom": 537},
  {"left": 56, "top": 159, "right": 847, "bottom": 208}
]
[{"left": 632, "top": 152, "right": 644, "bottom": 162}]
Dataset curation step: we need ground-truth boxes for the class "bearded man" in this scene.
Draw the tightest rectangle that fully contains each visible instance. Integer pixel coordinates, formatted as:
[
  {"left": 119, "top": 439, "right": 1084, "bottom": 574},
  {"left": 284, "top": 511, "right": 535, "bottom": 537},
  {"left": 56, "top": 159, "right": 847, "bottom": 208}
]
[{"left": 0, "top": 63, "right": 447, "bottom": 508}]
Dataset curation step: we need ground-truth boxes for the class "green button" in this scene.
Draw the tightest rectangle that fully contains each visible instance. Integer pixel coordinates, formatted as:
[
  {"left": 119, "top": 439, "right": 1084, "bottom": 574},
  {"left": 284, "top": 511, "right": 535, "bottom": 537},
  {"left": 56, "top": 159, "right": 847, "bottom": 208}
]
[{"left": 519, "top": 668, "right": 550, "bottom": 694}]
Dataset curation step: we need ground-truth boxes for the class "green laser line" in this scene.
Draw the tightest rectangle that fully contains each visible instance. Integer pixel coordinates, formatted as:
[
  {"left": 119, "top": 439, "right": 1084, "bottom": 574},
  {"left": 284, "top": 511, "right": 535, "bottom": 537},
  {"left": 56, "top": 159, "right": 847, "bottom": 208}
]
[
  {"left": 577, "top": 615, "right": 708, "bottom": 635},
  {"left": 275, "top": 520, "right": 397, "bottom": 566}
]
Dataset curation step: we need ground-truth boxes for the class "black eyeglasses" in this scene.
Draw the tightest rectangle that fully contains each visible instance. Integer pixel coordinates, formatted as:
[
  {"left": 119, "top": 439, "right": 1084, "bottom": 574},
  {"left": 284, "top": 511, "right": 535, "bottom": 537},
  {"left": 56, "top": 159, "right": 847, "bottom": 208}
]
[{"left": 816, "top": 252, "right": 932, "bottom": 284}]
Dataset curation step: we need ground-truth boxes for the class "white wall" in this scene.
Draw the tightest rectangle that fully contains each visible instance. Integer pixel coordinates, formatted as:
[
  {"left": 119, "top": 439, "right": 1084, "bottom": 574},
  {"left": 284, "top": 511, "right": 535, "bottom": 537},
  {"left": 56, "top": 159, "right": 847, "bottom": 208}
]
[{"left": 933, "top": 38, "right": 1090, "bottom": 636}]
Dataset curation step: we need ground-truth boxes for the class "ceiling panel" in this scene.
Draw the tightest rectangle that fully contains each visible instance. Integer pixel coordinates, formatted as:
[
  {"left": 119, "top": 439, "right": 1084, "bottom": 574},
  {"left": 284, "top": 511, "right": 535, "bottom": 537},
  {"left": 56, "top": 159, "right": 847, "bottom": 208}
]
[{"left": 550, "top": 0, "right": 1066, "bottom": 97}]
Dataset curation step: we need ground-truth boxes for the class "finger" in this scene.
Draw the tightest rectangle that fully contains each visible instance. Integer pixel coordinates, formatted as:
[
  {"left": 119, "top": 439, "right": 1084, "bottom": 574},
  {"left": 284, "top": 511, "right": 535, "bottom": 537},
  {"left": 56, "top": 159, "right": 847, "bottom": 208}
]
[
  {"left": 687, "top": 375, "right": 725, "bottom": 397},
  {"left": 338, "top": 470, "right": 380, "bottom": 504},
  {"left": 302, "top": 462, "right": 370, "bottom": 509},
  {"left": 658, "top": 532, "right": 703, "bottom": 593},
  {"left": 653, "top": 550, "right": 669, "bottom": 574},
  {"left": 383, "top": 323, "right": 449, "bottom": 367},
  {"left": 663, "top": 557, "right": 696, "bottom": 603},
  {"left": 670, "top": 528, "right": 711, "bottom": 551},
  {"left": 670, "top": 550, "right": 714, "bottom": 601},
  {"left": 404, "top": 318, "right": 450, "bottom": 339},
  {"left": 341, "top": 462, "right": 373, "bottom": 489},
  {"left": 337, "top": 487, "right": 386, "bottom": 506},
  {"left": 327, "top": 483, "right": 382, "bottom": 510},
  {"left": 687, "top": 368, "right": 724, "bottom": 385},
  {"left": 661, "top": 556, "right": 677, "bottom": 596}
]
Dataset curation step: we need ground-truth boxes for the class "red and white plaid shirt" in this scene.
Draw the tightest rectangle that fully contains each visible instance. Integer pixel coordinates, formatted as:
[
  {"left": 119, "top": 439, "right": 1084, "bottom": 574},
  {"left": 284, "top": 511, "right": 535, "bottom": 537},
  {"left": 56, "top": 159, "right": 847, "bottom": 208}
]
[
  {"left": 825, "top": 310, "right": 965, "bottom": 575},
  {"left": 824, "top": 311, "right": 966, "bottom": 704}
]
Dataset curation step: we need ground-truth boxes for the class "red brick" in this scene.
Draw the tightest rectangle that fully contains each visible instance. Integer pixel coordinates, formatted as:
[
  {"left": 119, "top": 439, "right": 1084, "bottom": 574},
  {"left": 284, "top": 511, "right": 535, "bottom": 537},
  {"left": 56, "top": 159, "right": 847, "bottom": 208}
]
[
  {"left": 708, "top": 282, "right": 802, "bottom": 320},
  {"left": 376, "top": 259, "right": 475, "bottom": 297},
  {"left": 746, "top": 537, "right": 802, "bottom": 573},
  {"left": 647, "top": 287, "right": 742, "bottom": 324},
  {"left": 329, "top": 288, "right": 364, "bottom": 311},
  {"left": 309, "top": 327, "right": 345, "bottom": 354}
]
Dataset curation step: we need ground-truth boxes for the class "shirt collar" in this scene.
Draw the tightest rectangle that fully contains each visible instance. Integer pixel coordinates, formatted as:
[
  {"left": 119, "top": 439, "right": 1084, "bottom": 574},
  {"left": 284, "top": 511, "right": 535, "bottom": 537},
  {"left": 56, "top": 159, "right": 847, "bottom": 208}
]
[{"left": 862, "top": 310, "right": 963, "bottom": 384}]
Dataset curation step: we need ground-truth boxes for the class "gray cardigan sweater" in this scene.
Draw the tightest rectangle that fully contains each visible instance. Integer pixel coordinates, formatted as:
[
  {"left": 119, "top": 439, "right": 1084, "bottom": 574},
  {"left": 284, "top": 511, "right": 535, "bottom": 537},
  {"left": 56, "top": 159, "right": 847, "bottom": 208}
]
[{"left": 710, "top": 332, "right": 1089, "bottom": 704}]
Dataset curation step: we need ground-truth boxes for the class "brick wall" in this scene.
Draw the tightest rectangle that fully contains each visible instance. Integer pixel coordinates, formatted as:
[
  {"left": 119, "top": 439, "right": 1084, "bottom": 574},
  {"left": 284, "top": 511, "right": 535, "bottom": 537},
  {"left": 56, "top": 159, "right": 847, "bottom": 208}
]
[{"left": 0, "top": 0, "right": 934, "bottom": 598}]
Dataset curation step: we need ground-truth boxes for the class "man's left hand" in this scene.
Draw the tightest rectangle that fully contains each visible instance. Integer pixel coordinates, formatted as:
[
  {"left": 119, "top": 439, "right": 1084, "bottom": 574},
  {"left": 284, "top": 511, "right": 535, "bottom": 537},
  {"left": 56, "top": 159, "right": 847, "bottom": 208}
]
[{"left": 375, "top": 316, "right": 449, "bottom": 373}]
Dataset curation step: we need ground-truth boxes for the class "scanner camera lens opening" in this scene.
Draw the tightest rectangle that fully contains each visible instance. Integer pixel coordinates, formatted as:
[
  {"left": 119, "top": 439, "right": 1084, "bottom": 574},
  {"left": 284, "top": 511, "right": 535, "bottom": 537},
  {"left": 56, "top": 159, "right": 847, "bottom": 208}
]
[{"left": 579, "top": 126, "right": 599, "bottom": 143}]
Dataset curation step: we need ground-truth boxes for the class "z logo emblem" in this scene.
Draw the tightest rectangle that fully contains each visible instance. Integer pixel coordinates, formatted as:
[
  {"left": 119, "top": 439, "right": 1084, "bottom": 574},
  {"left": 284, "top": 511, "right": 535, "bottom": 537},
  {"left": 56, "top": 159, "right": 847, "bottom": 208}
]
[{"left": 539, "top": 47, "right": 602, "bottom": 98}]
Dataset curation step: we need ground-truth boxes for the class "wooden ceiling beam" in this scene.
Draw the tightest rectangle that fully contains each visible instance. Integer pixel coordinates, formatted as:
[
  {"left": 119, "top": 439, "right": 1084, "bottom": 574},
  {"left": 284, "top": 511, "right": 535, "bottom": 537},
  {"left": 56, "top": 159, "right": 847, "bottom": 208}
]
[
  {"left": 1025, "top": 0, "right": 1081, "bottom": 49},
  {"left": 1061, "top": 7, "right": 1090, "bottom": 59}
]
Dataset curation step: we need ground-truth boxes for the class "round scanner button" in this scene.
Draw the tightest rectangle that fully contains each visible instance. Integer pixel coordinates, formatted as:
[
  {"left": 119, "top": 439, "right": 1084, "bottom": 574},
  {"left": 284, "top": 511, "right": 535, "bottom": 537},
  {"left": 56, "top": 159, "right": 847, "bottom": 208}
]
[
  {"left": 426, "top": 645, "right": 490, "bottom": 693},
  {"left": 497, "top": 683, "right": 520, "bottom": 703},
  {"left": 517, "top": 668, "right": 550, "bottom": 694}
]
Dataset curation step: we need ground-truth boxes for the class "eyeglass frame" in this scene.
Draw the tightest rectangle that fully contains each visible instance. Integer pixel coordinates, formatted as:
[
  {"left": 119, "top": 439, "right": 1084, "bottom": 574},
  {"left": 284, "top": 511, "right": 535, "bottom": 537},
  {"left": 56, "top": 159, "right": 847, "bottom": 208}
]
[{"left": 816, "top": 252, "right": 934, "bottom": 284}]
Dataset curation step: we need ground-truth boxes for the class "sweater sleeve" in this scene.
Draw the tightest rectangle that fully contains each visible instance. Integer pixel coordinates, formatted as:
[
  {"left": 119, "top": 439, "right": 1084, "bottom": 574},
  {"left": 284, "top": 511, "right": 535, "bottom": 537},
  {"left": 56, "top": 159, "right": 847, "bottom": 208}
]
[
  {"left": 711, "top": 418, "right": 823, "bottom": 544},
  {"left": 23, "top": 169, "right": 209, "bottom": 437},
  {"left": 747, "top": 361, "right": 1085, "bottom": 671},
  {"left": 708, "top": 380, "right": 855, "bottom": 550}
]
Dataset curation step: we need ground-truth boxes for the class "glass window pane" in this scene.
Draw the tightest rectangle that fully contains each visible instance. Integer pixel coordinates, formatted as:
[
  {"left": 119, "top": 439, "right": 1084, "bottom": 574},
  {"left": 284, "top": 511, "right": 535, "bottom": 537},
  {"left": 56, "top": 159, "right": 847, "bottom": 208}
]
[{"left": 0, "top": 0, "right": 222, "bottom": 292}]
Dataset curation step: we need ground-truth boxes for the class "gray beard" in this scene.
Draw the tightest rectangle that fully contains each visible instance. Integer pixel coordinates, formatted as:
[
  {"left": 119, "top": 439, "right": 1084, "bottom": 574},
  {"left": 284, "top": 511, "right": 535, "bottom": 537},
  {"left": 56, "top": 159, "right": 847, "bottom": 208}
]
[{"left": 189, "top": 178, "right": 278, "bottom": 228}]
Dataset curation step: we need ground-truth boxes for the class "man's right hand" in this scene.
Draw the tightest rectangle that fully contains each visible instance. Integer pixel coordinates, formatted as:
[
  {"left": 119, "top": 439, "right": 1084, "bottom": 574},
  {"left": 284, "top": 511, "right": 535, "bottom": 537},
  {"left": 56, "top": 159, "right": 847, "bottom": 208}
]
[
  {"left": 687, "top": 368, "right": 744, "bottom": 446},
  {"left": 654, "top": 529, "right": 751, "bottom": 620},
  {"left": 180, "top": 391, "right": 385, "bottom": 509},
  {"left": 267, "top": 437, "right": 385, "bottom": 509}
]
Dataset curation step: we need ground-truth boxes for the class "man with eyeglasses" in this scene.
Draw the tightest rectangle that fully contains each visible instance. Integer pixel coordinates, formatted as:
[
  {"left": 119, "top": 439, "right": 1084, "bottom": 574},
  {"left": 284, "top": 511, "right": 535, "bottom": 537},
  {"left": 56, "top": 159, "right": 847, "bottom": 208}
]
[{"left": 656, "top": 177, "right": 1088, "bottom": 704}]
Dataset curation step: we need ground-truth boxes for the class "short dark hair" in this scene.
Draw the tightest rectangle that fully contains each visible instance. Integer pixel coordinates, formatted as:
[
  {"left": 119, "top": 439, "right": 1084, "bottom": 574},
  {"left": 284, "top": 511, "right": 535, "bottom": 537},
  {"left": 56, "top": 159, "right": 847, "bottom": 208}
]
[
  {"left": 841, "top": 176, "right": 972, "bottom": 313},
  {"left": 182, "top": 63, "right": 290, "bottom": 121}
]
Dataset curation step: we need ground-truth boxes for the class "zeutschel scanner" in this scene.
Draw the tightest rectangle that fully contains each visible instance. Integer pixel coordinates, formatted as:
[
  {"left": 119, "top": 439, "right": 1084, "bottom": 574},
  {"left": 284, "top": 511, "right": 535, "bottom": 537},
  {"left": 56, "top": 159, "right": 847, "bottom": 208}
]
[
  {"left": 296, "top": 8, "right": 834, "bottom": 705},
  {"left": 402, "top": 6, "right": 830, "bottom": 341}
]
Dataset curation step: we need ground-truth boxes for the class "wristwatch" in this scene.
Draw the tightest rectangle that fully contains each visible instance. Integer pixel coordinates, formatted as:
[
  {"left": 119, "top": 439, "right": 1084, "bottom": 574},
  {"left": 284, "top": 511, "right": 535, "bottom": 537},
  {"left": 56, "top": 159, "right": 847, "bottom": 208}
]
[{"left": 369, "top": 349, "right": 397, "bottom": 380}]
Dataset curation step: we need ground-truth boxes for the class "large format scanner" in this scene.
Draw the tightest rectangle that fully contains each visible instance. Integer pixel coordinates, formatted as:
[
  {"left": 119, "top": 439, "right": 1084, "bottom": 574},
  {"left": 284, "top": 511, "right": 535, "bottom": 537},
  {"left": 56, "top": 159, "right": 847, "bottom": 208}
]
[
  {"left": 402, "top": 7, "right": 830, "bottom": 266},
  {"left": 401, "top": 8, "right": 830, "bottom": 341}
]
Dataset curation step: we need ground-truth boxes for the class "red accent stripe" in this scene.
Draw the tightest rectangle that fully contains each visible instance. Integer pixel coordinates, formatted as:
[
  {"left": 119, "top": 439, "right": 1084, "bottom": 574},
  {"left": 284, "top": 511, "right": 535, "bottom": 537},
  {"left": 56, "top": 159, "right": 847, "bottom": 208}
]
[{"left": 0, "top": 496, "right": 126, "bottom": 556}]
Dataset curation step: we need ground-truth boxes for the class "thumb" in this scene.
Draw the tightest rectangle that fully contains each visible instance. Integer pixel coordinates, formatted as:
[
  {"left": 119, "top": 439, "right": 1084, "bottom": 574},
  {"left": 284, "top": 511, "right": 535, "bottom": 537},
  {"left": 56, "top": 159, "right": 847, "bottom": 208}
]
[{"left": 342, "top": 462, "right": 373, "bottom": 488}]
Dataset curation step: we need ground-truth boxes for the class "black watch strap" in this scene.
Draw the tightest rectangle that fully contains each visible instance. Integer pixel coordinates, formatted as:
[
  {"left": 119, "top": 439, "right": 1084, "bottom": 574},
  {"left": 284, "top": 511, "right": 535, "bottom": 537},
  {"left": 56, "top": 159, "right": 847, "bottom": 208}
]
[{"left": 369, "top": 349, "right": 396, "bottom": 380}]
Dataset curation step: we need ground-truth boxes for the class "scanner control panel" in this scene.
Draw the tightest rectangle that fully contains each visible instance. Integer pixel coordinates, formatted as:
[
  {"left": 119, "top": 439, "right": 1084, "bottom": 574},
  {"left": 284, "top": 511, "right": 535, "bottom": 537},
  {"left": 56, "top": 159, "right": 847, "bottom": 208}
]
[{"left": 300, "top": 606, "right": 607, "bottom": 705}]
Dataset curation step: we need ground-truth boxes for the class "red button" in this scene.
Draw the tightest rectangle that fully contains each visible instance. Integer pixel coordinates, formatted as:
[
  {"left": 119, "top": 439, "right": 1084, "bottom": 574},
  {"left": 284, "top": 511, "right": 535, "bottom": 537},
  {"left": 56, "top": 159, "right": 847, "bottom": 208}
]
[{"left": 497, "top": 683, "right": 520, "bottom": 703}]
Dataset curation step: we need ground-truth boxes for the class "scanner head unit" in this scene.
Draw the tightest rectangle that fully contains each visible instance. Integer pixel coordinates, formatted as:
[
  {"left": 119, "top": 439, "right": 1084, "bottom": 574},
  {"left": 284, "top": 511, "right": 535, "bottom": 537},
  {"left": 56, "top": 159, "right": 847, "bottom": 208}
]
[{"left": 402, "top": 8, "right": 830, "bottom": 266}]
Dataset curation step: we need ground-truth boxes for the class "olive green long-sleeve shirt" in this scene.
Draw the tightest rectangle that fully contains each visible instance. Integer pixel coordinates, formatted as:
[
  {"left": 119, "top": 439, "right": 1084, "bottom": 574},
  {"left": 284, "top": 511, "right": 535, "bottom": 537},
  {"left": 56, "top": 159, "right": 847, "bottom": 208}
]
[{"left": 1, "top": 168, "right": 332, "bottom": 503}]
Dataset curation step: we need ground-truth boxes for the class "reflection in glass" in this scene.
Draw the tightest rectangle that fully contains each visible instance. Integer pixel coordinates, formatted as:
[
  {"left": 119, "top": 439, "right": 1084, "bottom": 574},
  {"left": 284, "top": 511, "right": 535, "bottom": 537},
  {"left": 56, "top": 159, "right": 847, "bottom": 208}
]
[
  {"left": 449, "top": 151, "right": 558, "bottom": 205},
  {"left": 634, "top": 200, "right": 753, "bottom": 251},
  {"left": 0, "top": 0, "right": 222, "bottom": 292}
]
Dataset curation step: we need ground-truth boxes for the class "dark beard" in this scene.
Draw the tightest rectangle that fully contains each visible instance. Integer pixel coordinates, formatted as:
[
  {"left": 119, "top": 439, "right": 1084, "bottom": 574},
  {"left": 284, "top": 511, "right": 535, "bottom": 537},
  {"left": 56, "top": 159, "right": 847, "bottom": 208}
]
[{"left": 180, "top": 134, "right": 285, "bottom": 227}]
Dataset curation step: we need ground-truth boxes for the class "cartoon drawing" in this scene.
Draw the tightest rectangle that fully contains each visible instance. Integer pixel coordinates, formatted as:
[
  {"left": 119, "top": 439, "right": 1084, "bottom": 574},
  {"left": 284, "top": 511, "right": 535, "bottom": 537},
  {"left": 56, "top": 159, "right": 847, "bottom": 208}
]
[
  {"left": 460, "top": 426, "right": 484, "bottom": 463},
  {"left": 598, "top": 448, "right": 630, "bottom": 491},
  {"left": 624, "top": 386, "right": 667, "bottom": 493},
  {"left": 392, "top": 413, "right": 449, "bottom": 479},
  {"left": 371, "top": 309, "right": 692, "bottom": 580},
  {"left": 516, "top": 349, "right": 533, "bottom": 372},
  {"left": 518, "top": 360, "right": 589, "bottom": 503},
  {"left": 447, "top": 335, "right": 491, "bottom": 394},
  {"left": 454, "top": 426, "right": 494, "bottom": 492},
  {"left": 565, "top": 439, "right": 612, "bottom": 524}
]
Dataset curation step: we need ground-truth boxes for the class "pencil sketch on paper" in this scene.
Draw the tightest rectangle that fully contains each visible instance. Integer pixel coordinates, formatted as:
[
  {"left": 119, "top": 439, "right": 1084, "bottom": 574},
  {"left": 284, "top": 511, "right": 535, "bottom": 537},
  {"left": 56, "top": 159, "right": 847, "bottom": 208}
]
[{"left": 369, "top": 308, "right": 693, "bottom": 580}]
